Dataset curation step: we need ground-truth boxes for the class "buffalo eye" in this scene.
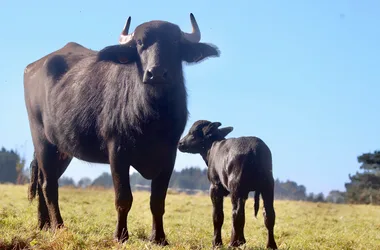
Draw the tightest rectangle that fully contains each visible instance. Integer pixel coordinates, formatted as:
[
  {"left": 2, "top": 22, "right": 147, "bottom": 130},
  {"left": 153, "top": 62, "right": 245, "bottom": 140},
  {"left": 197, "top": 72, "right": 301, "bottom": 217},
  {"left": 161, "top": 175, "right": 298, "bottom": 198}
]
[{"left": 137, "top": 39, "right": 143, "bottom": 46}]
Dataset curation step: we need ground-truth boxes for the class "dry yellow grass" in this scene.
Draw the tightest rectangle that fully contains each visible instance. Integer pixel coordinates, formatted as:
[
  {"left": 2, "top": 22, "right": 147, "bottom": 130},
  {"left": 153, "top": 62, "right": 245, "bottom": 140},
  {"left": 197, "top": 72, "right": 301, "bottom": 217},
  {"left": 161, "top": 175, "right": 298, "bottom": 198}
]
[{"left": 0, "top": 184, "right": 379, "bottom": 250}]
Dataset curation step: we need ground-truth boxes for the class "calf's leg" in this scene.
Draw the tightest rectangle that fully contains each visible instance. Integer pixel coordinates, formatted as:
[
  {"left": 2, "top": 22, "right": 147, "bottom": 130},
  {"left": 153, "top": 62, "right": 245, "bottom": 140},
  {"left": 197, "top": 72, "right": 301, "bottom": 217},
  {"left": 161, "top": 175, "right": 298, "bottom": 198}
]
[
  {"left": 262, "top": 186, "right": 278, "bottom": 249},
  {"left": 230, "top": 192, "right": 247, "bottom": 247},
  {"left": 210, "top": 184, "right": 225, "bottom": 247}
]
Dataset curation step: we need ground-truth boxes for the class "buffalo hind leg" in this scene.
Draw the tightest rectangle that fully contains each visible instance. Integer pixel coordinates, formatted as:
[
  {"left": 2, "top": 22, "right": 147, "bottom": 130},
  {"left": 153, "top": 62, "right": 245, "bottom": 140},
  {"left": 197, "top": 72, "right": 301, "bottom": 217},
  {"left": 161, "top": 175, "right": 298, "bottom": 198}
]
[
  {"left": 229, "top": 191, "right": 248, "bottom": 247},
  {"left": 36, "top": 144, "right": 71, "bottom": 229},
  {"left": 28, "top": 155, "right": 50, "bottom": 230},
  {"left": 109, "top": 144, "right": 133, "bottom": 242},
  {"left": 149, "top": 156, "right": 175, "bottom": 246},
  {"left": 37, "top": 168, "right": 50, "bottom": 229},
  {"left": 210, "top": 184, "right": 226, "bottom": 247},
  {"left": 29, "top": 152, "right": 71, "bottom": 230},
  {"left": 262, "top": 186, "right": 278, "bottom": 249}
]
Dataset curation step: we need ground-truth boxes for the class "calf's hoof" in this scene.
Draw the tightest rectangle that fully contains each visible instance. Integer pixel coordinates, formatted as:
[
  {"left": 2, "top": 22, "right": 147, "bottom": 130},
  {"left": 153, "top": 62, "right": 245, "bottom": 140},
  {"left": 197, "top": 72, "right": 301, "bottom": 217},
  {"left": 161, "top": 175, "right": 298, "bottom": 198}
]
[
  {"left": 267, "top": 241, "right": 278, "bottom": 249},
  {"left": 212, "top": 239, "right": 223, "bottom": 248},
  {"left": 150, "top": 235, "right": 169, "bottom": 246},
  {"left": 114, "top": 229, "right": 129, "bottom": 243}
]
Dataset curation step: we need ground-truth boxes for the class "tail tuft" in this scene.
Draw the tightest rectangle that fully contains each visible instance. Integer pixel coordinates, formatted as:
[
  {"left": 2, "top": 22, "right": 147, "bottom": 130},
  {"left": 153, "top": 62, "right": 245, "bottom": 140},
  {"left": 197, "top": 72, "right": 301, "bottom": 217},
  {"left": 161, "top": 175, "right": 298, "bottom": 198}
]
[
  {"left": 254, "top": 191, "right": 260, "bottom": 218},
  {"left": 28, "top": 156, "right": 38, "bottom": 202}
]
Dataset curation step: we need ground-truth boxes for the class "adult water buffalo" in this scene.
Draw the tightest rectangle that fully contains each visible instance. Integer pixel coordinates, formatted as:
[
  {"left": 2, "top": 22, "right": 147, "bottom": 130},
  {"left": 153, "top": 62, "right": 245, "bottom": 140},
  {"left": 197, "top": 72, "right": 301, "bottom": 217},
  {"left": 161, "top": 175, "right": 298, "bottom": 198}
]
[{"left": 24, "top": 14, "right": 220, "bottom": 245}]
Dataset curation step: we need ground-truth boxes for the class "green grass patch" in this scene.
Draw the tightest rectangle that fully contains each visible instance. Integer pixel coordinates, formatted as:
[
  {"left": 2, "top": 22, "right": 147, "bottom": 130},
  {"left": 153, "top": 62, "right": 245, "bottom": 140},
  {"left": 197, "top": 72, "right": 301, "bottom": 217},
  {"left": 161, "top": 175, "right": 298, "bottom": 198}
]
[{"left": 0, "top": 184, "right": 379, "bottom": 249}]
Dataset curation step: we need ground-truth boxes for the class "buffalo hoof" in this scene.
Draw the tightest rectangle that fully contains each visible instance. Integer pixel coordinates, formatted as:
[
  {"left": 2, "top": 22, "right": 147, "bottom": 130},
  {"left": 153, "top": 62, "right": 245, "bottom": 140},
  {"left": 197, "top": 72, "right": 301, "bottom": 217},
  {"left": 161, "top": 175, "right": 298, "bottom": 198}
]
[
  {"left": 267, "top": 242, "right": 278, "bottom": 250},
  {"left": 150, "top": 235, "right": 169, "bottom": 246},
  {"left": 49, "top": 222, "right": 65, "bottom": 232},
  {"left": 38, "top": 220, "right": 51, "bottom": 231},
  {"left": 229, "top": 238, "right": 246, "bottom": 248},
  {"left": 212, "top": 238, "right": 223, "bottom": 248},
  {"left": 213, "top": 242, "right": 223, "bottom": 248},
  {"left": 114, "top": 229, "right": 129, "bottom": 243}
]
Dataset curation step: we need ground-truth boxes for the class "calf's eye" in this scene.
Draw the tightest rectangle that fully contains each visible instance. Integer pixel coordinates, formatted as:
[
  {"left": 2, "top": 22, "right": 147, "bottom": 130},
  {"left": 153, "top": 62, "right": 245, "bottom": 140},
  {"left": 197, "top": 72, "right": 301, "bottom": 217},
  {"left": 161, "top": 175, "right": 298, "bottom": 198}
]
[{"left": 137, "top": 39, "right": 143, "bottom": 46}]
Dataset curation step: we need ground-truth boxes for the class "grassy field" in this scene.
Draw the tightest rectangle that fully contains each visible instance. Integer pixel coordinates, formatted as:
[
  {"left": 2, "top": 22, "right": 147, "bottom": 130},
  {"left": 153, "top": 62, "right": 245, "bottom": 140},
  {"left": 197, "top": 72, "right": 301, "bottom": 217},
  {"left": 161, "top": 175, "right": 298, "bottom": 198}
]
[{"left": 0, "top": 184, "right": 379, "bottom": 250}]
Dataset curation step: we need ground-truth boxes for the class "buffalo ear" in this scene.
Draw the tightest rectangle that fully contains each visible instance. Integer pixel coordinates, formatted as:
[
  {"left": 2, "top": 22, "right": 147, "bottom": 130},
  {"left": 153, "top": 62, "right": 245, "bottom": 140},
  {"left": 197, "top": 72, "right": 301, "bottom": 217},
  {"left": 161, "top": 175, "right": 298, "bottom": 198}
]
[
  {"left": 218, "top": 126, "right": 233, "bottom": 138},
  {"left": 97, "top": 44, "right": 137, "bottom": 64},
  {"left": 181, "top": 42, "right": 220, "bottom": 64}
]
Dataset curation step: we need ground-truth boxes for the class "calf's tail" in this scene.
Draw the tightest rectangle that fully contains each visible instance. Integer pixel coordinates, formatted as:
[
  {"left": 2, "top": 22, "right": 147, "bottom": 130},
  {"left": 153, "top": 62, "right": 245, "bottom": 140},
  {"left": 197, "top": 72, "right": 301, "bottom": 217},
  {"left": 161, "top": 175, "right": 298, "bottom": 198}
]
[
  {"left": 28, "top": 155, "right": 38, "bottom": 202},
  {"left": 254, "top": 190, "right": 260, "bottom": 218}
]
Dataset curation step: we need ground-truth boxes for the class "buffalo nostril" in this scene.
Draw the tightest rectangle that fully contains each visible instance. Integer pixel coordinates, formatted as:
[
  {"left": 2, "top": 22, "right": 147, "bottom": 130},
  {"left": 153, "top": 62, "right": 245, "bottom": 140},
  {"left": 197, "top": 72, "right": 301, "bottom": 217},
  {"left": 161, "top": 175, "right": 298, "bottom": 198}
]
[
  {"left": 162, "top": 70, "right": 168, "bottom": 79},
  {"left": 145, "top": 67, "right": 169, "bottom": 83}
]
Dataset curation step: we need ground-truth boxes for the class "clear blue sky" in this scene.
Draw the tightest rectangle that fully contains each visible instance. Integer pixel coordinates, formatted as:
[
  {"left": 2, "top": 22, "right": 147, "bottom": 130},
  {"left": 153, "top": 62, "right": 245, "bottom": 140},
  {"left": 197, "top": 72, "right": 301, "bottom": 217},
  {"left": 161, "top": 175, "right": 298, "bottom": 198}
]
[{"left": 0, "top": 0, "right": 379, "bottom": 195}]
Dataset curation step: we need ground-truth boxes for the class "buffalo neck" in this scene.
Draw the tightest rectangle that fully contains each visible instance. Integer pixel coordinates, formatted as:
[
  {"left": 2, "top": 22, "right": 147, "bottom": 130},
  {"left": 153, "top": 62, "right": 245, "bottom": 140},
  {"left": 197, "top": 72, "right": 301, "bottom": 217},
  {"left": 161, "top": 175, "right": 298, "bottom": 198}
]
[{"left": 199, "top": 141, "right": 215, "bottom": 166}]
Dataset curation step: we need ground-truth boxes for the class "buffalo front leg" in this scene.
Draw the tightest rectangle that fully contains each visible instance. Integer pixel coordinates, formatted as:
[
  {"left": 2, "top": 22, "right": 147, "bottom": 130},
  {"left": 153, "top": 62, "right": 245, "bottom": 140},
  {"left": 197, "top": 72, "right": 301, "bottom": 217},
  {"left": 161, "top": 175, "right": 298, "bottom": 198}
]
[
  {"left": 229, "top": 194, "right": 247, "bottom": 247},
  {"left": 149, "top": 160, "right": 175, "bottom": 245},
  {"left": 109, "top": 148, "right": 133, "bottom": 242},
  {"left": 210, "top": 184, "right": 225, "bottom": 247}
]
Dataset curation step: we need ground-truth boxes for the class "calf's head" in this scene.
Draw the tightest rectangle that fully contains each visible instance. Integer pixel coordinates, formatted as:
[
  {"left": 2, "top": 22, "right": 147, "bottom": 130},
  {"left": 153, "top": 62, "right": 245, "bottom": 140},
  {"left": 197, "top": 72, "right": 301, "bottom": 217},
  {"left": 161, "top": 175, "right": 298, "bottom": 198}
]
[
  {"left": 178, "top": 120, "right": 233, "bottom": 154},
  {"left": 98, "top": 14, "right": 220, "bottom": 84}
]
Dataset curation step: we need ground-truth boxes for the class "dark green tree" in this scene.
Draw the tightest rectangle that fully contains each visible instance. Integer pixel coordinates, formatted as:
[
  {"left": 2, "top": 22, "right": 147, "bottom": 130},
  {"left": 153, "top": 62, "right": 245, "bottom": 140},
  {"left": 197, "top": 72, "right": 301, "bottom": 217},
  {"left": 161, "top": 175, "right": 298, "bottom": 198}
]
[
  {"left": 345, "top": 150, "right": 380, "bottom": 205},
  {"left": 357, "top": 150, "right": 380, "bottom": 171},
  {"left": 0, "top": 147, "right": 28, "bottom": 184}
]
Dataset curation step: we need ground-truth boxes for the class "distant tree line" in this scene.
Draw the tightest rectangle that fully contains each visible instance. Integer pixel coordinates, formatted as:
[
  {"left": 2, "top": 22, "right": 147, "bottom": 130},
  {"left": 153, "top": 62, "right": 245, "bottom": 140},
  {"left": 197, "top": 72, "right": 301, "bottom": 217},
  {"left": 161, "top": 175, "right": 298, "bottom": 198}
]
[
  {"left": 1, "top": 146, "right": 379, "bottom": 205},
  {"left": 58, "top": 167, "right": 210, "bottom": 191}
]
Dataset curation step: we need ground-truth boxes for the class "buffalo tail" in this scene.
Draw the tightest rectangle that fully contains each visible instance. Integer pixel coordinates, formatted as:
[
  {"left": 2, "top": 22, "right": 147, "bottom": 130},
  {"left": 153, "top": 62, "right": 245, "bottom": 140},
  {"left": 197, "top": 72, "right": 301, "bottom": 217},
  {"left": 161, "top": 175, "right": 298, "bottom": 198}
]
[
  {"left": 28, "top": 156, "right": 38, "bottom": 202},
  {"left": 254, "top": 190, "right": 260, "bottom": 218}
]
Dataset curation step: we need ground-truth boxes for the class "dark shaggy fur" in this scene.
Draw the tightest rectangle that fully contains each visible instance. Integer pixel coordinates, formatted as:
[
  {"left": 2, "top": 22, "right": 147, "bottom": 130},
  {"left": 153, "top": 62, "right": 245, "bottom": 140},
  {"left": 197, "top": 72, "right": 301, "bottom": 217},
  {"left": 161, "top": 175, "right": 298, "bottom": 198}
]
[
  {"left": 24, "top": 15, "right": 219, "bottom": 245},
  {"left": 178, "top": 120, "right": 278, "bottom": 249}
]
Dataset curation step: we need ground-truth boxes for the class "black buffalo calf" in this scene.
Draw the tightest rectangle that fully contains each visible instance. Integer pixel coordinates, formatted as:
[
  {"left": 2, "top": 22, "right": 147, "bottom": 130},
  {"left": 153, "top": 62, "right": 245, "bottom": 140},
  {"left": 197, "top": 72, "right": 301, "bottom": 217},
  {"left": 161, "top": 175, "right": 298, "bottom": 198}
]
[{"left": 178, "top": 120, "right": 278, "bottom": 249}]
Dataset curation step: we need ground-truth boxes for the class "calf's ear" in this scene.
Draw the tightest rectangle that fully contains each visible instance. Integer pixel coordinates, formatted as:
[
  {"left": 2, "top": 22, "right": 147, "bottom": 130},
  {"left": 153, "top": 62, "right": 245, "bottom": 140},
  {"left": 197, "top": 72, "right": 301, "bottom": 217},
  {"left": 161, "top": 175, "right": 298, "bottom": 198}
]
[
  {"left": 97, "top": 44, "right": 137, "bottom": 64},
  {"left": 218, "top": 126, "right": 233, "bottom": 138},
  {"left": 181, "top": 42, "right": 220, "bottom": 64},
  {"left": 205, "top": 122, "right": 222, "bottom": 138}
]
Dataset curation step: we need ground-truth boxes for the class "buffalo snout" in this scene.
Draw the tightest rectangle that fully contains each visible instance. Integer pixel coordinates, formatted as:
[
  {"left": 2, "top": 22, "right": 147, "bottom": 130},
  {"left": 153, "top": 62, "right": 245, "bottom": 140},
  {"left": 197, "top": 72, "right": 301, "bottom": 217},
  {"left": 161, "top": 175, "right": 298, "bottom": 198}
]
[
  {"left": 178, "top": 137, "right": 192, "bottom": 152},
  {"left": 143, "top": 66, "right": 169, "bottom": 84}
]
